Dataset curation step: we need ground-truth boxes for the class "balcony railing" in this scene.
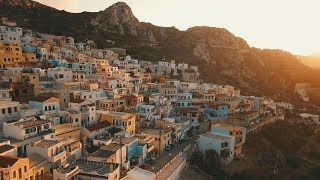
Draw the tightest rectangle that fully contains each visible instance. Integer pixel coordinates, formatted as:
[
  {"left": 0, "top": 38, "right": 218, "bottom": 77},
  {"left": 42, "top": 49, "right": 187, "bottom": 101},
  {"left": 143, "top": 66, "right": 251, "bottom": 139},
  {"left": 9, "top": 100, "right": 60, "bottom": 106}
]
[
  {"left": 24, "top": 129, "right": 55, "bottom": 140},
  {"left": 147, "top": 144, "right": 155, "bottom": 153}
]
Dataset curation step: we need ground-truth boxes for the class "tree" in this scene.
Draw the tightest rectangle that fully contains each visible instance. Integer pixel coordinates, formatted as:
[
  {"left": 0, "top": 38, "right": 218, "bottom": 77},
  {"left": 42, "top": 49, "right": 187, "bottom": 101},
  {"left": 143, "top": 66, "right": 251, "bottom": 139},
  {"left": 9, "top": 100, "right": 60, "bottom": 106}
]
[
  {"left": 189, "top": 149, "right": 222, "bottom": 176},
  {"left": 190, "top": 150, "right": 205, "bottom": 169},
  {"left": 204, "top": 149, "right": 221, "bottom": 171}
]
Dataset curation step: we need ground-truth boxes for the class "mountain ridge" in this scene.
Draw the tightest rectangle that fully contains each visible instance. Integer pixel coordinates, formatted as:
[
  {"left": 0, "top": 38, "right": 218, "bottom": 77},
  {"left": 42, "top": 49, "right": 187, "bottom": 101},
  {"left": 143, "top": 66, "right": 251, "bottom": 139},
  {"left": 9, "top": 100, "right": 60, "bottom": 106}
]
[{"left": 1, "top": 0, "right": 319, "bottom": 97}]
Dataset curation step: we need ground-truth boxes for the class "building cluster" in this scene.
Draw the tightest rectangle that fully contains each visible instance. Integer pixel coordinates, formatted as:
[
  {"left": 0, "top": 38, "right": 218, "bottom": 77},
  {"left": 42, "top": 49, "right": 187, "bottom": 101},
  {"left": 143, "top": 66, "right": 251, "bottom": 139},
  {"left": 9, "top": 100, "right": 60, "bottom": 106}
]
[
  {"left": 0, "top": 21, "right": 291, "bottom": 180},
  {"left": 294, "top": 83, "right": 311, "bottom": 102}
]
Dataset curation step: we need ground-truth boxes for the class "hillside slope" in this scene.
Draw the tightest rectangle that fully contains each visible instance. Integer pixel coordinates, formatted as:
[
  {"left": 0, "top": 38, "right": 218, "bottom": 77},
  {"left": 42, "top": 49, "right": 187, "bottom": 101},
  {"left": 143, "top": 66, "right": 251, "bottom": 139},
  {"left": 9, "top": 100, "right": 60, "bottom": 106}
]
[{"left": 1, "top": 0, "right": 320, "bottom": 96}]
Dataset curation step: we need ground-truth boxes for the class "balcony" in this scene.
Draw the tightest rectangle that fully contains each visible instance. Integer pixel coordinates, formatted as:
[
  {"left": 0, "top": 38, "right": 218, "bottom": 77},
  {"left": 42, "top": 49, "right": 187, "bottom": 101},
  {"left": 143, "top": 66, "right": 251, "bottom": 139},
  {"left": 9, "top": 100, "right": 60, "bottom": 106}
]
[
  {"left": 23, "top": 129, "right": 55, "bottom": 144},
  {"left": 50, "top": 150, "right": 67, "bottom": 163},
  {"left": 147, "top": 144, "right": 155, "bottom": 153}
]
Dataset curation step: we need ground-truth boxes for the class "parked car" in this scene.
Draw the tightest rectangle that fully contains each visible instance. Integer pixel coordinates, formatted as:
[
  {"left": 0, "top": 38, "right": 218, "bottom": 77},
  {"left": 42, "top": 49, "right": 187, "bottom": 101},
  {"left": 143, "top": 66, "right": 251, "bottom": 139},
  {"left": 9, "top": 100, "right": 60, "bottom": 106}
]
[
  {"left": 140, "top": 163, "right": 149, "bottom": 169},
  {"left": 165, "top": 146, "right": 171, "bottom": 151}
]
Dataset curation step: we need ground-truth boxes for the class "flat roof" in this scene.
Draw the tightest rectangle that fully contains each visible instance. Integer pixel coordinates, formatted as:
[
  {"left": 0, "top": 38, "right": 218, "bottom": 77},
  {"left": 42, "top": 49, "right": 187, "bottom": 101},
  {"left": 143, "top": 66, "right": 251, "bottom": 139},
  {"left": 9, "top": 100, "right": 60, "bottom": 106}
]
[
  {"left": 90, "top": 149, "right": 115, "bottom": 159},
  {"left": 11, "top": 119, "right": 51, "bottom": 129},
  {"left": 212, "top": 123, "right": 244, "bottom": 131},
  {"left": 113, "top": 137, "right": 138, "bottom": 145},
  {"left": 32, "top": 140, "right": 60, "bottom": 148},
  {"left": 100, "top": 143, "right": 125, "bottom": 152},
  {"left": 143, "top": 128, "right": 171, "bottom": 135},
  {"left": 0, "top": 145, "right": 15, "bottom": 154},
  {"left": 0, "top": 100, "right": 19, "bottom": 107},
  {"left": 29, "top": 153, "right": 47, "bottom": 168},
  {"left": 200, "top": 132, "right": 233, "bottom": 141},
  {"left": 75, "top": 159, "right": 118, "bottom": 175}
]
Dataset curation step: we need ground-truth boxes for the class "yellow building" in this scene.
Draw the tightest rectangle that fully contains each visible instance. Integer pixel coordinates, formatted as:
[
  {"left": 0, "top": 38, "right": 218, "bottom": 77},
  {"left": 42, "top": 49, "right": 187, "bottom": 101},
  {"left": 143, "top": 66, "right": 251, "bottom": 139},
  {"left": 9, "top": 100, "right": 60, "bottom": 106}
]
[
  {"left": 98, "top": 99, "right": 127, "bottom": 112},
  {"left": 23, "top": 53, "right": 37, "bottom": 62},
  {"left": 143, "top": 129, "right": 172, "bottom": 154},
  {"left": 53, "top": 123, "right": 81, "bottom": 140},
  {"left": 0, "top": 154, "right": 49, "bottom": 180},
  {"left": 101, "top": 111, "right": 136, "bottom": 135},
  {"left": 0, "top": 44, "right": 25, "bottom": 68}
]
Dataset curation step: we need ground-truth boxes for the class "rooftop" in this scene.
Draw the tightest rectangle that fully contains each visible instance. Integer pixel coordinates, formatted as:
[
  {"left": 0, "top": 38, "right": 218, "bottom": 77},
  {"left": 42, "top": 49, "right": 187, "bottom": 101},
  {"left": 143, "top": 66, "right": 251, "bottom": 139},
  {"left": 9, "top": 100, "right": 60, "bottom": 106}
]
[
  {"left": 85, "top": 121, "right": 111, "bottom": 132},
  {"left": 0, "top": 155, "right": 20, "bottom": 168},
  {"left": 113, "top": 137, "right": 138, "bottom": 145},
  {"left": 32, "top": 140, "right": 60, "bottom": 148},
  {"left": 143, "top": 128, "right": 171, "bottom": 135},
  {"left": 28, "top": 153, "right": 47, "bottom": 168},
  {"left": 212, "top": 123, "right": 245, "bottom": 131},
  {"left": 0, "top": 144, "right": 15, "bottom": 154},
  {"left": 200, "top": 132, "right": 233, "bottom": 141},
  {"left": 90, "top": 149, "right": 115, "bottom": 159},
  {"left": 101, "top": 143, "right": 125, "bottom": 152},
  {"left": 0, "top": 100, "right": 19, "bottom": 107},
  {"left": 10, "top": 118, "right": 51, "bottom": 129},
  {"left": 75, "top": 159, "right": 118, "bottom": 175}
]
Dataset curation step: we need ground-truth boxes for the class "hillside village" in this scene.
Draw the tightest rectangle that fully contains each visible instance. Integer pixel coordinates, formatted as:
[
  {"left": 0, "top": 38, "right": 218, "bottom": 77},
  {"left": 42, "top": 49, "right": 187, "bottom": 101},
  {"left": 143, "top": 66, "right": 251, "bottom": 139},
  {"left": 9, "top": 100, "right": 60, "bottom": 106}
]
[{"left": 0, "top": 18, "right": 319, "bottom": 180}]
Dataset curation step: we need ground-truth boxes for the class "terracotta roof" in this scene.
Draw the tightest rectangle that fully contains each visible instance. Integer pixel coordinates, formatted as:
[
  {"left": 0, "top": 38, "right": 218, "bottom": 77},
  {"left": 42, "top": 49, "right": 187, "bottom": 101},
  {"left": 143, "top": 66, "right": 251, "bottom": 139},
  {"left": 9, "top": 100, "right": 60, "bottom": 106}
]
[
  {"left": 0, "top": 145, "right": 15, "bottom": 154},
  {"left": 70, "top": 99, "right": 86, "bottom": 104},
  {"left": 29, "top": 96, "right": 58, "bottom": 103},
  {"left": 0, "top": 155, "right": 20, "bottom": 168},
  {"left": 86, "top": 121, "right": 112, "bottom": 132}
]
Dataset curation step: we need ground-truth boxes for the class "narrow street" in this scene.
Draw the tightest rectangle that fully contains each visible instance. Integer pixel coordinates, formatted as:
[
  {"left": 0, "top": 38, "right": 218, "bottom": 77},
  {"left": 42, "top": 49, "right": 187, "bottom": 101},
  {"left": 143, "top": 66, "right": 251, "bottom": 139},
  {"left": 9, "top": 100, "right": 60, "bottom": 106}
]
[{"left": 146, "top": 134, "right": 198, "bottom": 174}]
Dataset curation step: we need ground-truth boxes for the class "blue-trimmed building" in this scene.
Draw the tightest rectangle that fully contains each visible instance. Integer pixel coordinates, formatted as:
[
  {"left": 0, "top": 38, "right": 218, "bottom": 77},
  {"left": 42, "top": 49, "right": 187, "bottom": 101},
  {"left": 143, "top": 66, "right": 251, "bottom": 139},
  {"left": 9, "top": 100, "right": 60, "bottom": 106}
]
[{"left": 204, "top": 103, "right": 229, "bottom": 120}]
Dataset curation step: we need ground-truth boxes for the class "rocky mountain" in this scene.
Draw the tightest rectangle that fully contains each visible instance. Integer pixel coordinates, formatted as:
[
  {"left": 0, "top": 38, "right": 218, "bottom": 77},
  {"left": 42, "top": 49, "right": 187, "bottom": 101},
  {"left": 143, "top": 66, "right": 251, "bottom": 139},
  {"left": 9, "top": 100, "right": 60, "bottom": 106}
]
[
  {"left": 298, "top": 55, "right": 320, "bottom": 70},
  {"left": 0, "top": 0, "right": 46, "bottom": 9},
  {"left": 1, "top": 0, "right": 320, "bottom": 97}
]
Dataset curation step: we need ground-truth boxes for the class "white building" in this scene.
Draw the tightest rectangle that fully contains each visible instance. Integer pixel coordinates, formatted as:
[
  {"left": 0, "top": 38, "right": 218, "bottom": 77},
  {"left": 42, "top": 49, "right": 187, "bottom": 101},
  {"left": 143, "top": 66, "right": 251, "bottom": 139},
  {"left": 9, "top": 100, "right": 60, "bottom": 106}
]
[{"left": 198, "top": 132, "right": 235, "bottom": 165}]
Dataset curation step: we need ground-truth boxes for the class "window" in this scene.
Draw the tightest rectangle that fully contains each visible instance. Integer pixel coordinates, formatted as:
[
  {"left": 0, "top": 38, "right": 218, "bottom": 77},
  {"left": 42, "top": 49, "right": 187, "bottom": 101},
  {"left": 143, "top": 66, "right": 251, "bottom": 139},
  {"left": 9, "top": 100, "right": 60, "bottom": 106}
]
[
  {"left": 13, "top": 171, "right": 16, "bottom": 178},
  {"left": 14, "top": 107, "right": 17, "bottom": 112},
  {"left": 24, "top": 165, "right": 27, "bottom": 172},
  {"left": 44, "top": 106, "right": 47, "bottom": 111},
  {"left": 53, "top": 105, "right": 55, "bottom": 110},
  {"left": 18, "top": 168, "right": 22, "bottom": 178},
  {"left": 1, "top": 109, "right": 5, "bottom": 114}
]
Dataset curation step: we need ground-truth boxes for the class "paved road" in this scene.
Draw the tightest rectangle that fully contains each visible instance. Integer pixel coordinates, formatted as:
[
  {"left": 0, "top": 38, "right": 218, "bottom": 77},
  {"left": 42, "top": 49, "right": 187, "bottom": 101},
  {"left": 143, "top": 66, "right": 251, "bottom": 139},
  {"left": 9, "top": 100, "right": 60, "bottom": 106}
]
[{"left": 146, "top": 134, "right": 198, "bottom": 173}]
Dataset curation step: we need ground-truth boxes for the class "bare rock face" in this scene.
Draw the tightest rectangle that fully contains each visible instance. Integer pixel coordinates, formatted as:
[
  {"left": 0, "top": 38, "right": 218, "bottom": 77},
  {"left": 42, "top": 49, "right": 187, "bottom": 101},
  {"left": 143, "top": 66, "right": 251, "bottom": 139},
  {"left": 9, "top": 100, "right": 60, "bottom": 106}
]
[
  {"left": 1, "top": 0, "right": 316, "bottom": 96},
  {"left": 91, "top": 2, "right": 143, "bottom": 36},
  {"left": 193, "top": 43, "right": 215, "bottom": 64},
  {"left": 0, "top": 0, "right": 43, "bottom": 8}
]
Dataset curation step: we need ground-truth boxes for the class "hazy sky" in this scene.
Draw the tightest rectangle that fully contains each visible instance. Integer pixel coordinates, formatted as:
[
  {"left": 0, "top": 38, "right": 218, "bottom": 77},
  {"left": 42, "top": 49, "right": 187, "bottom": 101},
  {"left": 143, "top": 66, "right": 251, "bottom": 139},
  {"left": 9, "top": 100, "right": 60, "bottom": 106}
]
[{"left": 34, "top": 0, "right": 320, "bottom": 55}]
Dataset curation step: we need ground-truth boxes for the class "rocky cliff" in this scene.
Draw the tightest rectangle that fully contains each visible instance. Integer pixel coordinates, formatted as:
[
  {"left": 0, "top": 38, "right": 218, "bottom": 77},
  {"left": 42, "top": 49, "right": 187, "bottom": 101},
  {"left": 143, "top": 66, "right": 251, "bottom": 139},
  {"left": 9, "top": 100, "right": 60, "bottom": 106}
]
[{"left": 1, "top": 0, "right": 319, "bottom": 96}]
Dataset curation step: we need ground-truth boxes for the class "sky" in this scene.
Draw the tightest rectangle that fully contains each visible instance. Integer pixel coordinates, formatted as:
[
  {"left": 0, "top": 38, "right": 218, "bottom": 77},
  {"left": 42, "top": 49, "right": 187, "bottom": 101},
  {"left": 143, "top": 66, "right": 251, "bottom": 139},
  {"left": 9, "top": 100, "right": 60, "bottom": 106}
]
[{"left": 34, "top": 0, "right": 320, "bottom": 55}]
